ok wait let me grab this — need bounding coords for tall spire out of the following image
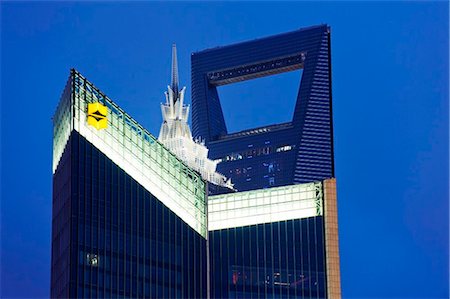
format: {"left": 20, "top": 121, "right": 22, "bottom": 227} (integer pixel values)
{"left": 171, "top": 44, "right": 179, "bottom": 94}
{"left": 159, "top": 44, "right": 233, "bottom": 190}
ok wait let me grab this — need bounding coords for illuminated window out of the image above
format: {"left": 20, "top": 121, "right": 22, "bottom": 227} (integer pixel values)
{"left": 276, "top": 145, "right": 293, "bottom": 152}
{"left": 87, "top": 253, "right": 99, "bottom": 267}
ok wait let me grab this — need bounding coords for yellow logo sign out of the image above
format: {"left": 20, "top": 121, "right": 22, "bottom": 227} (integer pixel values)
{"left": 87, "top": 102, "right": 108, "bottom": 130}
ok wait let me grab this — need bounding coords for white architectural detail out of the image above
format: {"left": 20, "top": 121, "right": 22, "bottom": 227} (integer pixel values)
{"left": 158, "top": 45, "right": 233, "bottom": 190}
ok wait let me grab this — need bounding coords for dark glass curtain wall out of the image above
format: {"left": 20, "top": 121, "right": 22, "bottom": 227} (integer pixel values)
{"left": 51, "top": 131, "right": 207, "bottom": 298}
{"left": 209, "top": 217, "right": 327, "bottom": 299}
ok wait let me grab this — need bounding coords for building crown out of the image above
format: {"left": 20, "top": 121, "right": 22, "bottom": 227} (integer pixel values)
{"left": 158, "top": 44, "right": 233, "bottom": 190}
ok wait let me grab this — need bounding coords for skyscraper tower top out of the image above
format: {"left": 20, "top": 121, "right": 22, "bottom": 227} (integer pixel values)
{"left": 171, "top": 43, "right": 179, "bottom": 98}
{"left": 158, "top": 45, "right": 233, "bottom": 189}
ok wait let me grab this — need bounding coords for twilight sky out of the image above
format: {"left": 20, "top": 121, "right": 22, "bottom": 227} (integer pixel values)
{"left": 1, "top": 2, "right": 448, "bottom": 298}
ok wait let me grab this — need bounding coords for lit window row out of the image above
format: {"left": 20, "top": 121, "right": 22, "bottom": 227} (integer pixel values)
{"left": 219, "top": 145, "right": 295, "bottom": 163}
{"left": 207, "top": 53, "right": 305, "bottom": 83}
{"left": 208, "top": 182, "right": 323, "bottom": 230}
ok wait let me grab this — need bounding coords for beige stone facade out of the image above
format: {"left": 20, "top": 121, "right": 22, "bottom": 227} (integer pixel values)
{"left": 323, "top": 178, "right": 342, "bottom": 299}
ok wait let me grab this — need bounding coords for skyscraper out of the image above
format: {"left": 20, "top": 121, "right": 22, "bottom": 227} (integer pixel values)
{"left": 192, "top": 24, "right": 341, "bottom": 298}
{"left": 51, "top": 70, "right": 208, "bottom": 298}
{"left": 191, "top": 24, "right": 334, "bottom": 192}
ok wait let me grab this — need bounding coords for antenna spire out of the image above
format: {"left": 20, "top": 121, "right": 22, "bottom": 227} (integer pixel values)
{"left": 171, "top": 44, "right": 179, "bottom": 93}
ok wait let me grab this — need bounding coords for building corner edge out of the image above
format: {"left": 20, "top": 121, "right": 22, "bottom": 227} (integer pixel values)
{"left": 323, "top": 178, "right": 341, "bottom": 298}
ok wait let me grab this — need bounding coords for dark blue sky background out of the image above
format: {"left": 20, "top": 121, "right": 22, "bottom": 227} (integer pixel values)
{"left": 1, "top": 2, "right": 448, "bottom": 298}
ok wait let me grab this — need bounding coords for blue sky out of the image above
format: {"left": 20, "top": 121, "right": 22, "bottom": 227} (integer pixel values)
{"left": 1, "top": 2, "right": 448, "bottom": 298}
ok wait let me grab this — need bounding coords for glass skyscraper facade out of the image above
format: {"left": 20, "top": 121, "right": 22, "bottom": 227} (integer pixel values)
{"left": 207, "top": 180, "right": 340, "bottom": 299}
{"left": 51, "top": 70, "right": 208, "bottom": 298}
{"left": 191, "top": 24, "right": 341, "bottom": 298}
{"left": 51, "top": 24, "right": 340, "bottom": 299}
{"left": 191, "top": 24, "right": 334, "bottom": 192}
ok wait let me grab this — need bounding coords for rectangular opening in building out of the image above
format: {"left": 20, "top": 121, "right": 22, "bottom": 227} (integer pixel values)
{"left": 217, "top": 69, "right": 302, "bottom": 134}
